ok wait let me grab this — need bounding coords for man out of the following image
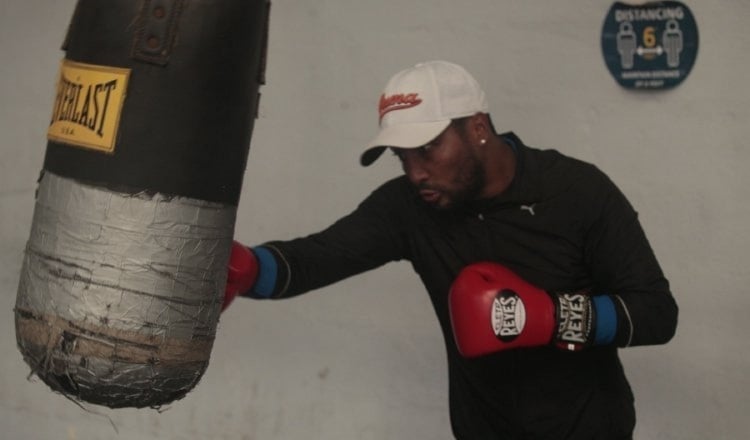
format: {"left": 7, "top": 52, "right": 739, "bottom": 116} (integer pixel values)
{"left": 223, "top": 60, "right": 678, "bottom": 439}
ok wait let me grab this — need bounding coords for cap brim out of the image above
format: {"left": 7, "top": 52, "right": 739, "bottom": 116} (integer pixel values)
{"left": 360, "top": 119, "right": 451, "bottom": 166}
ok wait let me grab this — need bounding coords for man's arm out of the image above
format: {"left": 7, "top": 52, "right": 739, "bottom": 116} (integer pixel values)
{"left": 583, "top": 170, "right": 678, "bottom": 347}
{"left": 229, "top": 178, "right": 411, "bottom": 303}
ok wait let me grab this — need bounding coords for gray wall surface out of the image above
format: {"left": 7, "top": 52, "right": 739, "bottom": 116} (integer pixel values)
{"left": 2, "top": 1, "right": 748, "bottom": 439}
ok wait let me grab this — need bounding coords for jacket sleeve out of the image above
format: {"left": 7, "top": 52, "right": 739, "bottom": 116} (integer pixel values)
{"left": 259, "top": 178, "right": 411, "bottom": 299}
{"left": 583, "top": 169, "right": 678, "bottom": 347}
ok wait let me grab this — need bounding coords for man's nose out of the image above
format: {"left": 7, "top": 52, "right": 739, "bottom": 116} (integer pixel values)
{"left": 401, "top": 152, "right": 429, "bottom": 185}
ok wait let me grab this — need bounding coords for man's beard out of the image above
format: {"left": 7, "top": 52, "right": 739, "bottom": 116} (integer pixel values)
{"left": 430, "top": 153, "right": 486, "bottom": 210}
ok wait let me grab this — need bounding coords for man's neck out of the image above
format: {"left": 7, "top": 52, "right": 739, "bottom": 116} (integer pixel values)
{"left": 480, "top": 136, "right": 517, "bottom": 198}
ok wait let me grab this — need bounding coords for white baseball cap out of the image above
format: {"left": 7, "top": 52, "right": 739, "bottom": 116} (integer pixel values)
{"left": 360, "top": 60, "right": 489, "bottom": 166}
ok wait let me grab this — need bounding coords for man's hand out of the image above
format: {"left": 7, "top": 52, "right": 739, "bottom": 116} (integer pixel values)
{"left": 449, "top": 262, "right": 602, "bottom": 357}
{"left": 223, "top": 241, "right": 259, "bottom": 311}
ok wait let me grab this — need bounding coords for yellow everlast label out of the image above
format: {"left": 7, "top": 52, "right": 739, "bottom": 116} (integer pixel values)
{"left": 48, "top": 60, "right": 130, "bottom": 154}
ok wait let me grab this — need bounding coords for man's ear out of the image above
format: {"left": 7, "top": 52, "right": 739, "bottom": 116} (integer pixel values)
{"left": 467, "top": 113, "right": 490, "bottom": 145}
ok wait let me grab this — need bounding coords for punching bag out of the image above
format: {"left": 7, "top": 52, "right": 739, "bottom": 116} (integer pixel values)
{"left": 15, "top": 0, "right": 270, "bottom": 408}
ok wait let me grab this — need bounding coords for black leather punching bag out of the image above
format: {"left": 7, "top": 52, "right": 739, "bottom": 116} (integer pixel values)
{"left": 15, "top": 0, "right": 270, "bottom": 408}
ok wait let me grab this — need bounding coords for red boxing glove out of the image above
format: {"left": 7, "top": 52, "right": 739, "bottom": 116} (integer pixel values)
{"left": 222, "top": 241, "right": 259, "bottom": 311}
{"left": 449, "top": 262, "right": 596, "bottom": 357}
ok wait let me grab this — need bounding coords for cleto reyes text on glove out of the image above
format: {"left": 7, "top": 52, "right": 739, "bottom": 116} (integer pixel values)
{"left": 448, "top": 262, "right": 615, "bottom": 357}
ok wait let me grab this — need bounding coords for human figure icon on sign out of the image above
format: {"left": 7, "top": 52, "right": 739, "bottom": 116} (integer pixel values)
{"left": 616, "top": 21, "right": 637, "bottom": 69}
{"left": 663, "top": 19, "right": 683, "bottom": 67}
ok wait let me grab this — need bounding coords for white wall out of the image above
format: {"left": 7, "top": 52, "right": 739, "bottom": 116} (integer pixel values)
{"left": 2, "top": 1, "right": 749, "bottom": 438}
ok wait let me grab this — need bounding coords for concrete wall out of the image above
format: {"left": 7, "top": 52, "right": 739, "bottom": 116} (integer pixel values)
{"left": 2, "top": 1, "right": 748, "bottom": 438}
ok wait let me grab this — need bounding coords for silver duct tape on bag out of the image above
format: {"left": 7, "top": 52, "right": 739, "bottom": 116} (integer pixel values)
{"left": 15, "top": 171, "right": 235, "bottom": 408}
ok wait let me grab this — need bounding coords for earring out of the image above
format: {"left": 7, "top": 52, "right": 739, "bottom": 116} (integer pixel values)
{"left": 479, "top": 139, "right": 487, "bottom": 145}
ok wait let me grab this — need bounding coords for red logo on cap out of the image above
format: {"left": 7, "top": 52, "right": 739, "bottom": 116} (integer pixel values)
{"left": 378, "top": 93, "right": 422, "bottom": 122}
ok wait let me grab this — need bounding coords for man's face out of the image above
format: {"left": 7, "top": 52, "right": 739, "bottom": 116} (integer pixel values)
{"left": 393, "top": 121, "right": 485, "bottom": 210}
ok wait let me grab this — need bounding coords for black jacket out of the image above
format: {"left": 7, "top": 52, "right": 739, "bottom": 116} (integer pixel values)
{"left": 258, "top": 132, "right": 678, "bottom": 439}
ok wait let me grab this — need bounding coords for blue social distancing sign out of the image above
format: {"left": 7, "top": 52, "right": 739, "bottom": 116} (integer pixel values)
{"left": 601, "top": 1, "right": 699, "bottom": 90}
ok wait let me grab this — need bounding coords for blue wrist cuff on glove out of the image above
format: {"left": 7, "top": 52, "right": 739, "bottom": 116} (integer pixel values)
{"left": 593, "top": 295, "right": 617, "bottom": 345}
{"left": 251, "top": 246, "right": 277, "bottom": 298}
